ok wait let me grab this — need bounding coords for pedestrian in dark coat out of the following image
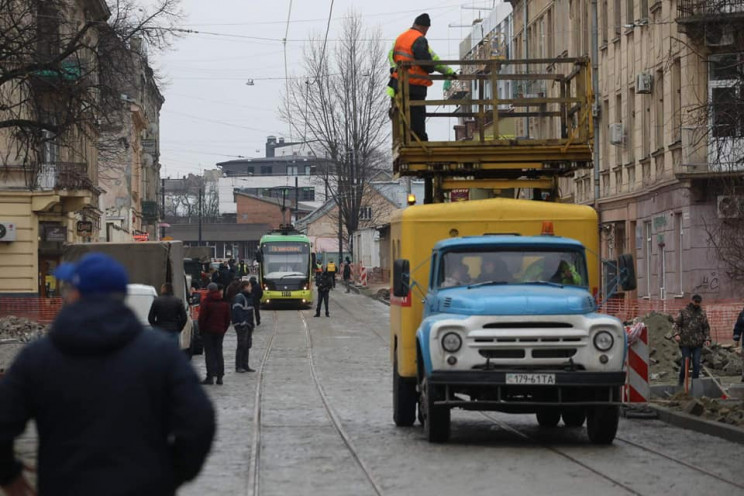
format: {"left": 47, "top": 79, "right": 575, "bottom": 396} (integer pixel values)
{"left": 148, "top": 282, "right": 188, "bottom": 346}
{"left": 231, "top": 281, "right": 255, "bottom": 372}
{"left": 314, "top": 268, "right": 333, "bottom": 317}
{"left": 673, "top": 294, "right": 711, "bottom": 385}
{"left": 198, "top": 282, "right": 231, "bottom": 385}
{"left": 249, "top": 276, "right": 263, "bottom": 326}
{"left": 219, "top": 263, "right": 232, "bottom": 287}
{"left": 734, "top": 306, "right": 744, "bottom": 382}
{"left": 343, "top": 257, "right": 352, "bottom": 293}
{"left": 0, "top": 253, "right": 215, "bottom": 496}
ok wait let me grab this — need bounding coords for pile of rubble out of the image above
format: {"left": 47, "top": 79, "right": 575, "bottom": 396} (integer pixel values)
{"left": 0, "top": 316, "right": 47, "bottom": 343}
{"left": 642, "top": 312, "right": 742, "bottom": 382}
{"left": 668, "top": 393, "right": 744, "bottom": 427}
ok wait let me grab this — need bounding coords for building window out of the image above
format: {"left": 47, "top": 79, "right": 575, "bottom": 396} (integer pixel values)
{"left": 601, "top": 172, "right": 610, "bottom": 196}
{"left": 601, "top": 0, "right": 608, "bottom": 44}
{"left": 640, "top": 0, "right": 648, "bottom": 19}
{"left": 41, "top": 129, "right": 58, "bottom": 164}
{"left": 655, "top": 70, "right": 664, "bottom": 150}
{"left": 614, "top": 0, "right": 622, "bottom": 37}
{"left": 359, "top": 206, "right": 372, "bottom": 221}
{"left": 626, "top": 0, "right": 634, "bottom": 26}
{"left": 602, "top": 99, "right": 610, "bottom": 170}
{"left": 246, "top": 167, "right": 254, "bottom": 175}
{"left": 642, "top": 94, "right": 651, "bottom": 157}
{"left": 644, "top": 221, "right": 653, "bottom": 297}
{"left": 627, "top": 164, "right": 636, "bottom": 189}
{"left": 614, "top": 169, "right": 622, "bottom": 193}
{"left": 627, "top": 89, "right": 635, "bottom": 162}
{"left": 672, "top": 59, "right": 682, "bottom": 142}
{"left": 287, "top": 166, "right": 298, "bottom": 176}
{"left": 260, "top": 166, "right": 271, "bottom": 175}
{"left": 675, "top": 212, "right": 683, "bottom": 293}
{"left": 305, "top": 166, "right": 312, "bottom": 175}
{"left": 300, "top": 188, "right": 315, "bottom": 201}
{"left": 615, "top": 94, "right": 623, "bottom": 166}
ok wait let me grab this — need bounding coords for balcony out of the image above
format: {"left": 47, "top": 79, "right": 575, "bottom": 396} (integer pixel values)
{"left": 677, "top": 0, "right": 744, "bottom": 33}
{"left": 36, "top": 162, "right": 94, "bottom": 191}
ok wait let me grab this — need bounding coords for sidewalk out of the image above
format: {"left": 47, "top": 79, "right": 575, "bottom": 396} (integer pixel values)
{"left": 347, "top": 281, "right": 390, "bottom": 305}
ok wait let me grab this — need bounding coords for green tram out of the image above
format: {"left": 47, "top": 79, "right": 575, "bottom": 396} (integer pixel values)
{"left": 256, "top": 226, "right": 314, "bottom": 307}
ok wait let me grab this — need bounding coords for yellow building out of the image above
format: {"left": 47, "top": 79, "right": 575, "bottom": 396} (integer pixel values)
{"left": 0, "top": 0, "right": 110, "bottom": 295}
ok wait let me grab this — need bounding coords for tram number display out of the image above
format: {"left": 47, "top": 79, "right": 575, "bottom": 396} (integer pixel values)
{"left": 282, "top": 291, "right": 292, "bottom": 297}
{"left": 265, "top": 244, "right": 306, "bottom": 253}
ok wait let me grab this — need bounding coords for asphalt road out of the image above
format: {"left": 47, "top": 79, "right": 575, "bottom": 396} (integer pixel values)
{"left": 180, "top": 290, "right": 744, "bottom": 496}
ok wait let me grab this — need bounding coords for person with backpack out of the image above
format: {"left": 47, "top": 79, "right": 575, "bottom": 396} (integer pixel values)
{"left": 249, "top": 276, "right": 263, "bottom": 326}
{"left": 327, "top": 259, "right": 337, "bottom": 289}
{"left": 230, "top": 280, "right": 255, "bottom": 373}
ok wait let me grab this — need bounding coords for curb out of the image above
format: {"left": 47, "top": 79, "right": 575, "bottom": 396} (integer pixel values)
{"left": 648, "top": 403, "right": 744, "bottom": 445}
{"left": 347, "top": 284, "right": 390, "bottom": 306}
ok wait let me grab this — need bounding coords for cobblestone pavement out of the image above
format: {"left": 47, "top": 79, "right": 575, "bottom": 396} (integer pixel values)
{"left": 10, "top": 290, "right": 744, "bottom": 495}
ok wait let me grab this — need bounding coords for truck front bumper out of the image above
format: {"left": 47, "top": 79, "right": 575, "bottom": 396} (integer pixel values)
{"left": 428, "top": 370, "right": 625, "bottom": 409}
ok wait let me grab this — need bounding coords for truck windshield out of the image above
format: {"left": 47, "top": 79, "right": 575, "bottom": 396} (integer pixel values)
{"left": 261, "top": 242, "right": 310, "bottom": 279}
{"left": 438, "top": 249, "right": 588, "bottom": 289}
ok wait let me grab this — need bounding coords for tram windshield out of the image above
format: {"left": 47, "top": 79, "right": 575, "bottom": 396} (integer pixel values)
{"left": 261, "top": 242, "right": 310, "bottom": 279}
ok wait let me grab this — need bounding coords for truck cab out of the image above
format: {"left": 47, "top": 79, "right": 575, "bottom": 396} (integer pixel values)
{"left": 389, "top": 198, "right": 634, "bottom": 444}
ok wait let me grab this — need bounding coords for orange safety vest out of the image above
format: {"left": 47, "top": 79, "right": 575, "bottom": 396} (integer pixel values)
{"left": 391, "top": 29, "right": 432, "bottom": 87}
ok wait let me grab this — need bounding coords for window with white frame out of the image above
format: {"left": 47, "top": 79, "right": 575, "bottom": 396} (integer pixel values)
{"left": 710, "top": 54, "right": 744, "bottom": 139}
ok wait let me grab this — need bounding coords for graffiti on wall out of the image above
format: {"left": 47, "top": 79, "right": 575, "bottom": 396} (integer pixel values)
{"left": 693, "top": 271, "right": 720, "bottom": 292}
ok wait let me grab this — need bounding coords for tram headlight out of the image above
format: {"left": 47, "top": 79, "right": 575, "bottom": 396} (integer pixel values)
{"left": 441, "top": 332, "right": 462, "bottom": 353}
{"left": 593, "top": 330, "right": 614, "bottom": 352}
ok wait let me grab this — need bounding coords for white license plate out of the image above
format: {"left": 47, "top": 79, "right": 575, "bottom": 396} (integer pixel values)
{"left": 506, "top": 373, "right": 556, "bottom": 385}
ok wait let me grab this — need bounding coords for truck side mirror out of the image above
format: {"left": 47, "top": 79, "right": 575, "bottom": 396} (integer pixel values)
{"left": 393, "top": 259, "right": 410, "bottom": 297}
{"left": 618, "top": 254, "right": 637, "bottom": 291}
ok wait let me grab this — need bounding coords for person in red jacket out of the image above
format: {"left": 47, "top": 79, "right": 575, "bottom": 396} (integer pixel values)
{"left": 198, "top": 283, "right": 231, "bottom": 385}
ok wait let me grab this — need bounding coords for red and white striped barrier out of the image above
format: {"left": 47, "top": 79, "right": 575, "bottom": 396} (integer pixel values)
{"left": 360, "top": 265, "right": 368, "bottom": 288}
{"left": 623, "top": 322, "right": 650, "bottom": 403}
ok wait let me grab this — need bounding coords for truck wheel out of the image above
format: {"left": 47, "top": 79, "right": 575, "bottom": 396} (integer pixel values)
{"left": 586, "top": 406, "right": 619, "bottom": 444}
{"left": 536, "top": 409, "right": 561, "bottom": 427}
{"left": 421, "top": 378, "right": 450, "bottom": 443}
{"left": 393, "top": 356, "right": 417, "bottom": 427}
{"left": 562, "top": 408, "right": 586, "bottom": 427}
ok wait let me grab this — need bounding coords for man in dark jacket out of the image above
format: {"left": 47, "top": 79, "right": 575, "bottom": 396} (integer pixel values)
{"left": 148, "top": 282, "right": 188, "bottom": 346}
{"left": 231, "top": 281, "right": 255, "bottom": 373}
{"left": 0, "top": 253, "right": 215, "bottom": 496}
{"left": 734, "top": 307, "right": 744, "bottom": 382}
{"left": 673, "top": 294, "right": 711, "bottom": 385}
{"left": 249, "top": 276, "right": 263, "bottom": 326}
{"left": 198, "top": 282, "right": 231, "bottom": 385}
{"left": 314, "top": 267, "right": 333, "bottom": 318}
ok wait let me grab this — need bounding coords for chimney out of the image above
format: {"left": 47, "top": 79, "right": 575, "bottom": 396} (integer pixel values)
{"left": 266, "top": 135, "right": 277, "bottom": 157}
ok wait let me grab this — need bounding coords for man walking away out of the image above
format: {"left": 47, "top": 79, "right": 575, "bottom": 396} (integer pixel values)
{"left": 733, "top": 305, "right": 744, "bottom": 382}
{"left": 387, "top": 13, "right": 455, "bottom": 141}
{"left": 0, "top": 253, "right": 215, "bottom": 496}
{"left": 249, "top": 276, "right": 263, "bottom": 326}
{"left": 673, "top": 294, "right": 711, "bottom": 386}
{"left": 343, "top": 257, "right": 352, "bottom": 293}
{"left": 148, "top": 282, "right": 188, "bottom": 347}
{"left": 314, "top": 267, "right": 333, "bottom": 318}
{"left": 231, "top": 280, "right": 256, "bottom": 373}
{"left": 198, "top": 282, "right": 231, "bottom": 385}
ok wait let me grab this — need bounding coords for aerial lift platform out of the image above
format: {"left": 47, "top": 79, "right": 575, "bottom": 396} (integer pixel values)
{"left": 391, "top": 57, "right": 594, "bottom": 202}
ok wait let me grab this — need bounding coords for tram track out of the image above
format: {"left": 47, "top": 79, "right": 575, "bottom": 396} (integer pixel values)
{"left": 480, "top": 411, "right": 744, "bottom": 495}
{"left": 299, "top": 310, "right": 385, "bottom": 496}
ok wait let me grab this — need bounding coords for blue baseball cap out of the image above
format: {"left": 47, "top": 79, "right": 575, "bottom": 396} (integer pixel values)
{"left": 54, "top": 253, "right": 128, "bottom": 295}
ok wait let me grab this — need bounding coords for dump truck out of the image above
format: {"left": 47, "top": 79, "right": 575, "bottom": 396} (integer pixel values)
{"left": 62, "top": 241, "right": 197, "bottom": 356}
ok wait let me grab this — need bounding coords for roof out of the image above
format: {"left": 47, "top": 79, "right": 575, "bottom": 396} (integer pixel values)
{"left": 167, "top": 223, "right": 272, "bottom": 242}
{"left": 217, "top": 155, "right": 328, "bottom": 166}
{"left": 434, "top": 235, "right": 585, "bottom": 251}
{"left": 295, "top": 198, "right": 336, "bottom": 229}
{"left": 260, "top": 232, "right": 311, "bottom": 243}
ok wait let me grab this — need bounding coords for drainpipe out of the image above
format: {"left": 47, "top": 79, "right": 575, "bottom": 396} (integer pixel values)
{"left": 591, "top": 0, "right": 600, "bottom": 208}
{"left": 523, "top": 0, "right": 529, "bottom": 139}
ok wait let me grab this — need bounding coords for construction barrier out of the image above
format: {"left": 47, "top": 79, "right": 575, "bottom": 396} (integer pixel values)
{"left": 360, "top": 266, "right": 368, "bottom": 288}
{"left": 601, "top": 298, "right": 741, "bottom": 343}
{"left": 623, "top": 322, "right": 650, "bottom": 403}
{"left": 0, "top": 297, "right": 63, "bottom": 324}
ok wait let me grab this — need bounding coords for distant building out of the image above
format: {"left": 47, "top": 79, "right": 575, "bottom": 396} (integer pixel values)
{"left": 235, "top": 191, "right": 315, "bottom": 228}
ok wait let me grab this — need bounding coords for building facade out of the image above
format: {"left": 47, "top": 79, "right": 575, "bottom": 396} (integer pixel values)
{"left": 506, "top": 0, "right": 744, "bottom": 300}
{"left": 0, "top": 0, "right": 111, "bottom": 295}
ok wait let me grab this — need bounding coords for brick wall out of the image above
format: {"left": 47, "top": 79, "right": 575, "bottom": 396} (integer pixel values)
{"left": 236, "top": 195, "right": 284, "bottom": 228}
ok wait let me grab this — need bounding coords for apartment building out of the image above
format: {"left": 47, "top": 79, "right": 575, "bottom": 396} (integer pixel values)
{"left": 0, "top": 0, "right": 111, "bottom": 295}
{"left": 507, "top": 0, "right": 744, "bottom": 300}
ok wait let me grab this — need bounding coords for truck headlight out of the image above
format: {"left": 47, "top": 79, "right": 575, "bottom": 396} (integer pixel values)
{"left": 593, "top": 331, "right": 614, "bottom": 351}
{"left": 442, "top": 332, "right": 462, "bottom": 352}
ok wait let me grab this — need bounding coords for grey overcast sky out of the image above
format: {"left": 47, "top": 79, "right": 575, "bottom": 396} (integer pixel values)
{"left": 152, "top": 0, "right": 497, "bottom": 178}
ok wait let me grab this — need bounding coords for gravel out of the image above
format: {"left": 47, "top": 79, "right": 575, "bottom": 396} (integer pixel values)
{"left": 0, "top": 316, "right": 47, "bottom": 372}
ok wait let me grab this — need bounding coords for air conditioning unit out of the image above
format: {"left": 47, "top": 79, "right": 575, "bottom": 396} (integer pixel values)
{"left": 706, "top": 25, "right": 735, "bottom": 47}
{"left": 0, "top": 221, "right": 17, "bottom": 242}
{"left": 636, "top": 73, "right": 653, "bottom": 94}
{"left": 717, "top": 195, "right": 744, "bottom": 218}
{"left": 609, "top": 123, "right": 625, "bottom": 146}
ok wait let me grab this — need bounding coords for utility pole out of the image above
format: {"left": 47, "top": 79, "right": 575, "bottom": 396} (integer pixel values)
{"left": 198, "top": 184, "right": 203, "bottom": 246}
{"left": 294, "top": 176, "right": 299, "bottom": 224}
{"left": 337, "top": 197, "right": 343, "bottom": 265}
{"left": 160, "top": 177, "right": 166, "bottom": 240}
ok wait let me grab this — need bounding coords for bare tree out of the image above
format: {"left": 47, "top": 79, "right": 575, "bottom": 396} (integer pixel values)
{"left": 164, "top": 175, "right": 220, "bottom": 223}
{"left": 0, "top": 0, "right": 181, "bottom": 186}
{"left": 281, "top": 11, "right": 390, "bottom": 249}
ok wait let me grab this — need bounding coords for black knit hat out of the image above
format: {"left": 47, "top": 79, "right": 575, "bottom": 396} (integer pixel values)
{"left": 414, "top": 13, "right": 431, "bottom": 27}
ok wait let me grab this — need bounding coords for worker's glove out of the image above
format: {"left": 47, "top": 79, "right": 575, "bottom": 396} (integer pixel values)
{"left": 443, "top": 80, "right": 452, "bottom": 92}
